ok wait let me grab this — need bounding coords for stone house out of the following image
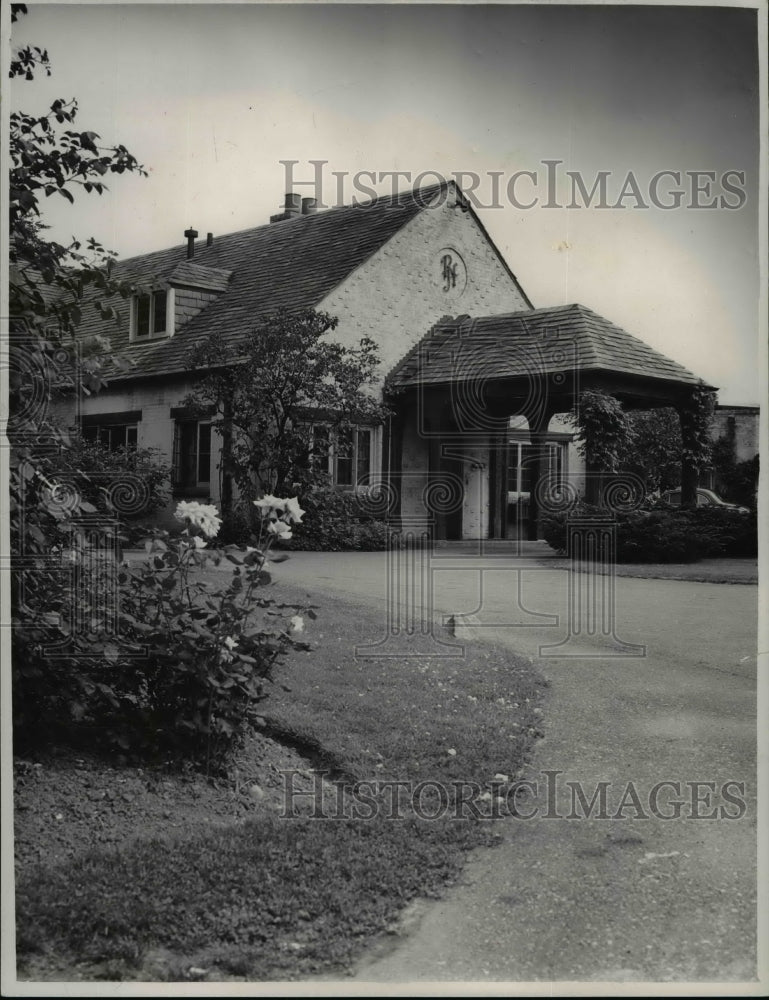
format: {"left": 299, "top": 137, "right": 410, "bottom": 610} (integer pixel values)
{"left": 66, "top": 181, "right": 712, "bottom": 540}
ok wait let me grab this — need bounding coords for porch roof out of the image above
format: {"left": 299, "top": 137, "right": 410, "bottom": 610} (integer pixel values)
{"left": 387, "top": 304, "right": 713, "bottom": 394}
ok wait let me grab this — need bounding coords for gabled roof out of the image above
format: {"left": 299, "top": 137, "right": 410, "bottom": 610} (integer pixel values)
{"left": 387, "top": 304, "right": 711, "bottom": 390}
{"left": 73, "top": 183, "right": 452, "bottom": 381}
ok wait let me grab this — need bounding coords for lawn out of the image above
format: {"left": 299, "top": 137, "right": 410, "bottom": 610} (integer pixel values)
{"left": 14, "top": 584, "right": 548, "bottom": 982}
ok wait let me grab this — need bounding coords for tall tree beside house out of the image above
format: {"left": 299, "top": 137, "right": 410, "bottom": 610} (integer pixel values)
{"left": 8, "top": 5, "right": 147, "bottom": 740}
{"left": 9, "top": 6, "right": 144, "bottom": 342}
{"left": 185, "top": 308, "right": 388, "bottom": 523}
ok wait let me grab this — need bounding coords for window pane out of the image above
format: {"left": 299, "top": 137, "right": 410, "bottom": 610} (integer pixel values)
{"left": 82, "top": 425, "right": 97, "bottom": 443}
{"left": 99, "top": 427, "right": 111, "bottom": 448}
{"left": 520, "top": 445, "right": 536, "bottom": 494}
{"left": 547, "top": 443, "right": 563, "bottom": 484}
{"left": 355, "top": 428, "right": 371, "bottom": 486}
{"left": 197, "top": 423, "right": 211, "bottom": 484}
{"left": 136, "top": 295, "right": 150, "bottom": 337}
{"left": 112, "top": 425, "right": 128, "bottom": 450}
{"left": 507, "top": 441, "right": 520, "bottom": 494}
{"left": 126, "top": 426, "right": 138, "bottom": 449}
{"left": 312, "top": 424, "right": 331, "bottom": 473}
{"left": 335, "top": 427, "right": 353, "bottom": 486}
{"left": 153, "top": 290, "right": 167, "bottom": 334}
{"left": 179, "top": 422, "right": 197, "bottom": 486}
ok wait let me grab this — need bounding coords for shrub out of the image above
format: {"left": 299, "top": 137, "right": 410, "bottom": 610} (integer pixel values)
{"left": 613, "top": 509, "right": 705, "bottom": 563}
{"left": 207, "top": 488, "right": 399, "bottom": 552}
{"left": 13, "top": 497, "right": 312, "bottom": 770}
{"left": 288, "top": 487, "right": 361, "bottom": 550}
{"left": 541, "top": 503, "right": 757, "bottom": 564}
{"left": 49, "top": 437, "right": 170, "bottom": 547}
{"left": 350, "top": 519, "right": 398, "bottom": 551}
{"left": 57, "top": 438, "right": 170, "bottom": 516}
{"left": 686, "top": 507, "right": 758, "bottom": 557}
{"left": 287, "top": 486, "right": 399, "bottom": 551}
{"left": 215, "top": 499, "right": 258, "bottom": 545}
{"left": 712, "top": 444, "right": 759, "bottom": 510}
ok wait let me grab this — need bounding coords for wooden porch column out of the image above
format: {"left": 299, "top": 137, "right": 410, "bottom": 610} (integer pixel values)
{"left": 526, "top": 409, "right": 554, "bottom": 541}
{"left": 489, "top": 418, "right": 509, "bottom": 539}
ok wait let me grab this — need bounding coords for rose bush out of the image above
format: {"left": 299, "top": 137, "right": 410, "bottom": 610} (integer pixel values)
{"left": 14, "top": 494, "right": 314, "bottom": 771}
{"left": 113, "top": 496, "right": 313, "bottom": 769}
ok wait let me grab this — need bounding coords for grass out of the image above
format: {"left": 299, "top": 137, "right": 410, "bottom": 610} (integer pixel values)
{"left": 265, "top": 587, "right": 548, "bottom": 792}
{"left": 17, "top": 814, "right": 491, "bottom": 980}
{"left": 539, "top": 555, "right": 758, "bottom": 585}
{"left": 15, "top": 587, "right": 548, "bottom": 982}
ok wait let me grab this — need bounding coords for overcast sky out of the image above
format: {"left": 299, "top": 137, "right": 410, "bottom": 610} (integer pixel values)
{"left": 10, "top": 1, "right": 762, "bottom": 404}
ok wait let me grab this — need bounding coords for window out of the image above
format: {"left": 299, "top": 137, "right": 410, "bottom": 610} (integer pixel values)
{"left": 132, "top": 289, "right": 168, "bottom": 339}
{"left": 81, "top": 412, "right": 141, "bottom": 452}
{"left": 546, "top": 442, "right": 564, "bottom": 484}
{"left": 309, "top": 424, "right": 373, "bottom": 488}
{"left": 173, "top": 420, "right": 212, "bottom": 493}
{"left": 508, "top": 439, "right": 566, "bottom": 495}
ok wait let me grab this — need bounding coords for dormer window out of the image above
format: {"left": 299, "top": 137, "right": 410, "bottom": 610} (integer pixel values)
{"left": 131, "top": 288, "right": 172, "bottom": 341}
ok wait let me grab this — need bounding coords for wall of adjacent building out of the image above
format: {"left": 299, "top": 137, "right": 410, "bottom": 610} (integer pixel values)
{"left": 711, "top": 406, "right": 760, "bottom": 463}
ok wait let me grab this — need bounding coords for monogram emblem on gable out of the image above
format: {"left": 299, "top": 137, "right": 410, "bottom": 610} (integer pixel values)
{"left": 437, "top": 248, "right": 467, "bottom": 298}
{"left": 441, "top": 253, "right": 458, "bottom": 292}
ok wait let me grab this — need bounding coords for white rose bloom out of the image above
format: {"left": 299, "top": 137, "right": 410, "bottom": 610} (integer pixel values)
{"left": 267, "top": 520, "right": 292, "bottom": 539}
{"left": 253, "top": 494, "right": 286, "bottom": 516}
{"left": 174, "top": 501, "right": 221, "bottom": 539}
{"left": 223, "top": 635, "right": 238, "bottom": 650}
{"left": 283, "top": 497, "right": 305, "bottom": 524}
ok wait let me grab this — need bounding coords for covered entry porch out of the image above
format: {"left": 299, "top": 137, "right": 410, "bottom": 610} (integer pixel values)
{"left": 384, "top": 304, "right": 715, "bottom": 540}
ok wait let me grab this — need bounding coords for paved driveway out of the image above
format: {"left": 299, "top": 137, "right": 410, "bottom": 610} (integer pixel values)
{"left": 275, "top": 550, "right": 759, "bottom": 984}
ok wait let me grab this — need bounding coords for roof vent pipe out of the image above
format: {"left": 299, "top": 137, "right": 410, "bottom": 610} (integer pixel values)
{"left": 302, "top": 197, "right": 317, "bottom": 215}
{"left": 184, "top": 227, "right": 199, "bottom": 259}
{"left": 206, "top": 232, "right": 213, "bottom": 247}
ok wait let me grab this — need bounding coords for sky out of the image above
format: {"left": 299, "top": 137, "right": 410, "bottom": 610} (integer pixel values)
{"left": 9, "top": 1, "right": 763, "bottom": 404}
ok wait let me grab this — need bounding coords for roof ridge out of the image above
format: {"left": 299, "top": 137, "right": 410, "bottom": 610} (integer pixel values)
{"left": 111, "top": 181, "right": 449, "bottom": 267}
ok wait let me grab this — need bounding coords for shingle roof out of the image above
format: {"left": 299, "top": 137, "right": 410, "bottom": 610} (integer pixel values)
{"left": 73, "top": 184, "right": 448, "bottom": 381}
{"left": 168, "top": 261, "right": 232, "bottom": 292}
{"left": 387, "top": 304, "right": 710, "bottom": 390}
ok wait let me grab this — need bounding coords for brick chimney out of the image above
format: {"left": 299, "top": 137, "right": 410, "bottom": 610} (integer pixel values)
{"left": 302, "top": 197, "right": 317, "bottom": 215}
{"left": 270, "top": 192, "right": 303, "bottom": 224}
{"left": 285, "top": 193, "right": 302, "bottom": 217}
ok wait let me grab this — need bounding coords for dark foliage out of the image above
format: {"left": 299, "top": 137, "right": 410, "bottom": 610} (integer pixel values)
{"left": 542, "top": 502, "right": 757, "bottom": 563}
